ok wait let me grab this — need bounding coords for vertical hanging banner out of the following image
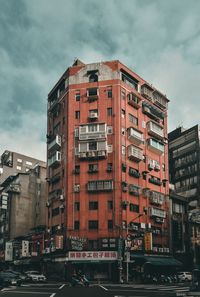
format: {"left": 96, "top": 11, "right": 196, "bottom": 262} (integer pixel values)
{"left": 22, "top": 240, "right": 29, "bottom": 257}
{"left": 5, "top": 242, "right": 13, "bottom": 261}
{"left": 144, "top": 232, "right": 152, "bottom": 251}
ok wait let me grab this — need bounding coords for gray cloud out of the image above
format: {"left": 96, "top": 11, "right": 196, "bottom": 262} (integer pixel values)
{"left": 0, "top": 0, "right": 200, "bottom": 160}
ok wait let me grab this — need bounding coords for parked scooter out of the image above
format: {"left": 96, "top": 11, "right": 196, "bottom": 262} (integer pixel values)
{"left": 70, "top": 274, "right": 90, "bottom": 287}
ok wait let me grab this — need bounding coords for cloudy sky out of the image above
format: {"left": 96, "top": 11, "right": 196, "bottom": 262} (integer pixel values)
{"left": 1, "top": 0, "right": 200, "bottom": 161}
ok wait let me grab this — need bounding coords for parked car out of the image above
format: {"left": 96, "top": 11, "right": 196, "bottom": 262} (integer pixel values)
{"left": 0, "top": 271, "right": 22, "bottom": 287}
{"left": 177, "top": 271, "right": 192, "bottom": 282}
{"left": 6, "top": 270, "right": 31, "bottom": 282}
{"left": 24, "top": 271, "right": 46, "bottom": 282}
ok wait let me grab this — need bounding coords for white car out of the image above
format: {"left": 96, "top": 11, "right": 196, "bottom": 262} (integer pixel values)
{"left": 25, "top": 271, "right": 46, "bottom": 282}
{"left": 177, "top": 271, "right": 192, "bottom": 282}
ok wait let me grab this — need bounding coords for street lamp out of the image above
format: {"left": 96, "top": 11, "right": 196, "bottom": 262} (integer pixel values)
{"left": 125, "top": 213, "right": 143, "bottom": 283}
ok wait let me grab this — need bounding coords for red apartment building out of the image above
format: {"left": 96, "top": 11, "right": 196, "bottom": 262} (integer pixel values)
{"left": 46, "top": 59, "right": 174, "bottom": 281}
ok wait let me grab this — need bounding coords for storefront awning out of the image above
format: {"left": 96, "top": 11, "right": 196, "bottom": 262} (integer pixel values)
{"left": 131, "top": 254, "right": 183, "bottom": 267}
{"left": 144, "top": 256, "right": 183, "bottom": 267}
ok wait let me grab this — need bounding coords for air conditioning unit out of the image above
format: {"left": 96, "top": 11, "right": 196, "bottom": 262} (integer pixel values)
{"left": 60, "top": 195, "right": 64, "bottom": 201}
{"left": 159, "top": 248, "right": 164, "bottom": 253}
{"left": 46, "top": 201, "right": 50, "bottom": 207}
{"left": 122, "top": 201, "right": 129, "bottom": 206}
{"left": 74, "top": 185, "right": 80, "bottom": 193}
{"left": 88, "top": 151, "right": 95, "bottom": 157}
{"left": 89, "top": 112, "right": 98, "bottom": 118}
{"left": 144, "top": 106, "right": 150, "bottom": 113}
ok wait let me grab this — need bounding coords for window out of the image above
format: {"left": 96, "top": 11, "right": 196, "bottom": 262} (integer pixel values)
{"left": 74, "top": 202, "right": 80, "bottom": 211}
{"left": 121, "top": 109, "right": 125, "bottom": 118}
{"left": 107, "top": 89, "right": 112, "bottom": 98}
{"left": 89, "top": 73, "right": 98, "bottom": 82}
{"left": 16, "top": 166, "right": 21, "bottom": 170}
{"left": 121, "top": 90, "right": 126, "bottom": 100}
{"left": 87, "top": 180, "right": 113, "bottom": 192}
{"left": 129, "top": 203, "right": 139, "bottom": 213}
{"left": 53, "top": 122, "right": 60, "bottom": 134}
{"left": 107, "top": 108, "right": 112, "bottom": 116}
{"left": 88, "top": 220, "right": 98, "bottom": 230}
{"left": 107, "top": 126, "right": 113, "bottom": 134}
{"left": 17, "top": 159, "right": 22, "bottom": 163}
{"left": 122, "top": 145, "right": 126, "bottom": 156}
{"left": 74, "top": 221, "right": 80, "bottom": 230}
{"left": 88, "top": 163, "right": 98, "bottom": 173}
{"left": 89, "top": 201, "right": 98, "bottom": 210}
{"left": 75, "top": 92, "right": 80, "bottom": 101}
{"left": 121, "top": 70, "right": 138, "bottom": 90}
{"left": 88, "top": 124, "right": 98, "bottom": 132}
{"left": 107, "top": 163, "right": 113, "bottom": 172}
{"left": 88, "top": 142, "right": 97, "bottom": 151}
{"left": 87, "top": 88, "right": 98, "bottom": 96}
{"left": 75, "top": 111, "right": 80, "bottom": 119}
{"left": 108, "top": 220, "right": 113, "bottom": 230}
{"left": 74, "top": 165, "right": 80, "bottom": 174}
{"left": 122, "top": 128, "right": 126, "bottom": 136}
{"left": 121, "top": 163, "right": 127, "bottom": 172}
{"left": 128, "top": 113, "right": 138, "bottom": 126}
{"left": 108, "top": 200, "right": 113, "bottom": 210}
{"left": 26, "top": 161, "right": 32, "bottom": 166}
{"left": 52, "top": 207, "right": 59, "bottom": 217}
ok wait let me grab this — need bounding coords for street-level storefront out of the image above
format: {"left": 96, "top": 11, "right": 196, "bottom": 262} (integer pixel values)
{"left": 66, "top": 250, "right": 119, "bottom": 281}
{"left": 130, "top": 254, "right": 183, "bottom": 281}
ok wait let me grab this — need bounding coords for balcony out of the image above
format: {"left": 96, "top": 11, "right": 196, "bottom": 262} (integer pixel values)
{"left": 142, "top": 101, "right": 165, "bottom": 121}
{"left": 148, "top": 139, "right": 164, "bottom": 155}
{"left": 149, "top": 207, "right": 166, "bottom": 218}
{"left": 127, "top": 93, "right": 141, "bottom": 109}
{"left": 149, "top": 191, "right": 164, "bottom": 205}
{"left": 141, "top": 83, "right": 154, "bottom": 101}
{"left": 149, "top": 177, "right": 162, "bottom": 186}
{"left": 128, "top": 145, "right": 143, "bottom": 162}
{"left": 129, "top": 168, "right": 140, "bottom": 178}
{"left": 79, "top": 123, "right": 107, "bottom": 140}
{"left": 153, "top": 91, "right": 168, "bottom": 110}
{"left": 87, "top": 88, "right": 99, "bottom": 102}
{"left": 128, "top": 127, "right": 143, "bottom": 145}
{"left": 147, "top": 121, "right": 164, "bottom": 140}
{"left": 48, "top": 151, "right": 61, "bottom": 167}
{"left": 129, "top": 184, "right": 141, "bottom": 196}
{"left": 48, "top": 135, "right": 61, "bottom": 151}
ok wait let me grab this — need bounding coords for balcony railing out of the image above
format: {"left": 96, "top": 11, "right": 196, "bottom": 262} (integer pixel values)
{"left": 48, "top": 151, "right": 61, "bottom": 167}
{"left": 149, "top": 207, "right": 166, "bottom": 218}
{"left": 128, "top": 145, "right": 143, "bottom": 162}
{"left": 147, "top": 121, "right": 164, "bottom": 139}
{"left": 127, "top": 93, "right": 141, "bottom": 109}
{"left": 48, "top": 135, "right": 61, "bottom": 151}
{"left": 149, "top": 177, "right": 162, "bottom": 186}
{"left": 129, "top": 168, "right": 140, "bottom": 178}
{"left": 79, "top": 150, "right": 107, "bottom": 160}
{"left": 142, "top": 101, "right": 165, "bottom": 121}
{"left": 148, "top": 139, "right": 164, "bottom": 155}
{"left": 141, "top": 84, "right": 154, "bottom": 101}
